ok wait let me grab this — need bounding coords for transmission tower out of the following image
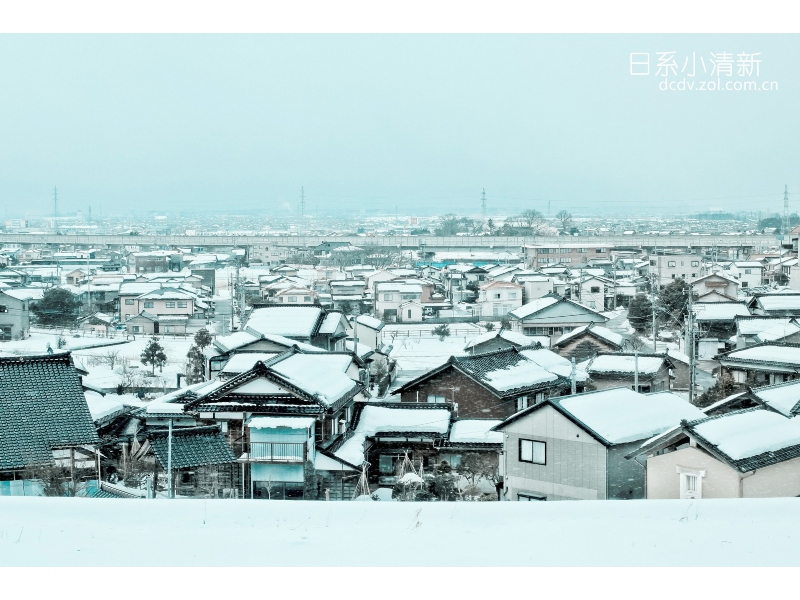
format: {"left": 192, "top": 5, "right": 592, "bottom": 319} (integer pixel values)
{"left": 481, "top": 188, "right": 487, "bottom": 220}
{"left": 53, "top": 186, "right": 59, "bottom": 218}
{"left": 300, "top": 186, "right": 305, "bottom": 218}
{"left": 783, "top": 184, "right": 789, "bottom": 235}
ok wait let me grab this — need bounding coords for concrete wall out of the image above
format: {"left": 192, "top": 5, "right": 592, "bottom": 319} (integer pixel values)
{"left": 501, "top": 404, "right": 607, "bottom": 501}
{"left": 742, "top": 455, "right": 800, "bottom": 498}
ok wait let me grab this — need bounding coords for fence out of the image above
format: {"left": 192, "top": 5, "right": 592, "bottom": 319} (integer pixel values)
{"left": 245, "top": 442, "right": 306, "bottom": 463}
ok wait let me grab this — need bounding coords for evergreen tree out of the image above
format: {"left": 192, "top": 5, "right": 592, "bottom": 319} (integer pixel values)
{"left": 659, "top": 279, "right": 692, "bottom": 325}
{"left": 627, "top": 294, "right": 653, "bottom": 333}
{"left": 193, "top": 327, "right": 213, "bottom": 350}
{"left": 31, "top": 287, "right": 82, "bottom": 327}
{"left": 140, "top": 336, "right": 167, "bottom": 375}
{"left": 185, "top": 344, "right": 205, "bottom": 384}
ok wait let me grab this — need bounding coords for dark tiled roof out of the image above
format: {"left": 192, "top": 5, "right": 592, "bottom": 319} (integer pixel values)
{"left": 148, "top": 425, "right": 236, "bottom": 469}
{"left": 0, "top": 353, "right": 99, "bottom": 471}
{"left": 452, "top": 348, "right": 570, "bottom": 397}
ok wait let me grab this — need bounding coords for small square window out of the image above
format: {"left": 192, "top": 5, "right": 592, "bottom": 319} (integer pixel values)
{"left": 177, "top": 301, "right": 188, "bottom": 308}
{"left": 143, "top": 301, "right": 154, "bottom": 308}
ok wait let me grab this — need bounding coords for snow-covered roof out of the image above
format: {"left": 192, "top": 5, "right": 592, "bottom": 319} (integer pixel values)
{"left": 270, "top": 354, "right": 357, "bottom": 404}
{"left": 3, "top": 288, "right": 44, "bottom": 301}
{"left": 736, "top": 317, "right": 792, "bottom": 336}
{"left": 557, "top": 388, "right": 705, "bottom": 444}
{"left": 721, "top": 345, "right": 800, "bottom": 366}
{"left": 318, "top": 312, "right": 344, "bottom": 335}
{"left": 750, "top": 380, "right": 800, "bottom": 416}
{"left": 693, "top": 409, "right": 800, "bottom": 460}
{"left": 246, "top": 306, "right": 323, "bottom": 338}
{"left": 356, "top": 315, "right": 384, "bottom": 330}
{"left": 84, "top": 391, "right": 125, "bottom": 422}
{"left": 508, "top": 296, "right": 560, "bottom": 319}
{"left": 213, "top": 332, "right": 260, "bottom": 353}
{"left": 220, "top": 353, "right": 279, "bottom": 374}
{"left": 464, "top": 329, "right": 539, "bottom": 350}
{"left": 554, "top": 323, "right": 624, "bottom": 347}
{"left": 692, "top": 303, "right": 750, "bottom": 322}
{"left": 483, "top": 361, "right": 557, "bottom": 392}
{"left": 520, "top": 348, "right": 590, "bottom": 381}
{"left": 355, "top": 405, "right": 451, "bottom": 436}
{"left": 585, "top": 354, "right": 666, "bottom": 376}
{"left": 754, "top": 320, "right": 800, "bottom": 343}
{"left": 448, "top": 420, "right": 502, "bottom": 444}
{"left": 247, "top": 416, "right": 316, "bottom": 429}
{"left": 755, "top": 295, "right": 800, "bottom": 311}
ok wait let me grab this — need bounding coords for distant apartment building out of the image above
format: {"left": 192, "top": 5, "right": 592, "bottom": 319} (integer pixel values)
{"left": 523, "top": 244, "right": 611, "bottom": 268}
{"left": 649, "top": 253, "right": 701, "bottom": 287}
{"left": 248, "top": 244, "right": 289, "bottom": 266}
{"left": 477, "top": 281, "right": 523, "bottom": 317}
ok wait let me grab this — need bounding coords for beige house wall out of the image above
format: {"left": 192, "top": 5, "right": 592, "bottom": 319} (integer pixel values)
{"left": 742, "top": 455, "right": 800, "bottom": 498}
{"left": 502, "top": 404, "right": 607, "bottom": 501}
{"left": 646, "top": 446, "right": 741, "bottom": 499}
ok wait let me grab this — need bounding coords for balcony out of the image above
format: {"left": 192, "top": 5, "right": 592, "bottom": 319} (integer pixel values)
{"left": 238, "top": 442, "right": 306, "bottom": 463}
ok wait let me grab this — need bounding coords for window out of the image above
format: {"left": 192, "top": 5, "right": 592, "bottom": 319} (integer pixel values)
{"left": 253, "top": 481, "right": 305, "bottom": 500}
{"left": 143, "top": 301, "right": 154, "bottom": 308}
{"left": 691, "top": 261, "right": 699, "bottom": 267}
{"left": 427, "top": 394, "right": 446, "bottom": 403}
{"left": 163, "top": 325, "right": 173, "bottom": 333}
{"left": 0, "top": 305, "right": 6, "bottom": 313}
{"left": 437, "top": 453, "right": 461, "bottom": 468}
{"left": 668, "top": 261, "right": 676, "bottom": 267}
{"left": 508, "top": 292, "right": 517, "bottom": 299}
{"left": 742, "top": 282, "right": 749, "bottom": 288}
{"left": 516, "top": 396, "right": 529, "bottom": 411}
{"left": 132, "top": 326, "right": 141, "bottom": 333}
{"left": 744, "top": 269, "right": 751, "bottom": 274}
{"left": 678, "top": 468, "right": 705, "bottom": 499}
{"left": 518, "top": 493, "right": 546, "bottom": 501}
{"left": 288, "top": 296, "right": 297, "bottom": 302}
{"left": 649, "top": 260, "right": 656, "bottom": 266}
{"left": 125, "top": 299, "right": 134, "bottom": 305}
{"left": 494, "top": 293, "right": 501, "bottom": 299}
{"left": 165, "top": 301, "right": 175, "bottom": 308}
{"left": 383, "top": 293, "right": 394, "bottom": 301}
{"left": 0, "top": 326, "right": 11, "bottom": 341}
{"left": 590, "top": 286, "right": 600, "bottom": 293}
{"left": 304, "top": 296, "right": 311, "bottom": 302}
{"left": 401, "top": 294, "right": 418, "bottom": 300}
{"left": 576, "top": 248, "right": 587, "bottom": 253}
{"left": 177, "top": 301, "right": 188, "bottom": 308}
{"left": 519, "top": 439, "right": 546, "bottom": 464}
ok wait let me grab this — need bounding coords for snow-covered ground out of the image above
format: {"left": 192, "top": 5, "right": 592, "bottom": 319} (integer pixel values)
{"left": 0, "top": 331, "right": 124, "bottom": 356}
{"left": 1, "top": 497, "right": 800, "bottom": 566}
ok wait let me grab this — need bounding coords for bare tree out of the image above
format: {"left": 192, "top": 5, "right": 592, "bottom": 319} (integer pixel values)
{"left": 521, "top": 209, "right": 544, "bottom": 233}
{"left": 100, "top": 349, "right": 121, "bottom": 370}
{"left": 555, "top": 210, "right": 573, "bottom": 232}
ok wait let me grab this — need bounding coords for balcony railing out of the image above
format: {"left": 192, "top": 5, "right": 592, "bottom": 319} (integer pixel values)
{"left": 241, "top": 442, "right": 307, "bottom": 463}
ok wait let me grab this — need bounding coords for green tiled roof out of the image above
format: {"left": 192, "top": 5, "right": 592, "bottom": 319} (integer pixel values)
{"left": 0, "top": 353, "right": 99, "bottom": 471}
{"left": 148, "top": 425, "right": 236, "bottom": 470}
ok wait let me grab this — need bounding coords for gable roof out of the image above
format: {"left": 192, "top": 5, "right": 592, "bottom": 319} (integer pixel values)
{"left": 392, "top": 347, "right": 568, "bottom": 399}
{"left": 750, "top": 379, "right": 800, "bottom": 416}
{"left": 245, "top": 305, "right": 325, "bottom": 338}
{"left": 553, "top": 322, "right": 624, "bottom": 348}
{"left": 692, "top": 302, "right": 750, "bottom": 322}
{"left": 463, "top": 329, "right": 540, "bottom": 351}
{"left": 494, "top": 387, "right": 704, "bottom": 446}
{"left": 684, "top": 407, "right": 800, "bottom": 472}
{"left": 583, "top": 352, "right": 673, "bottom": 377}
{"left": 509, "top": 294, "right": 606, "bottom": 321}
{"left": 0, "top": 353, "right": 99, "bottom": 470}
{"left": 717, "top": 342, "right": 800, "bottom": 368}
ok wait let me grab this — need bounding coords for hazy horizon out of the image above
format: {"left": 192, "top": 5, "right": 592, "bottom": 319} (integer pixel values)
{"left": 1, "top": 34, "right": 798, "bottom": 219}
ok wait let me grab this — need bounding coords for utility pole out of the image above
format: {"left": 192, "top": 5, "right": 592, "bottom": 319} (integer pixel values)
{"left": 634, "top": 350, "right": 639, "bottom": 392}
{"left": 481, "top": 188, "right": 487, "bottom": 221}
{"left": 570, "top": 357, "right": 576, "bottom": 395}
{"left": 167, "top": 418, "right": 173, "bottom": 499}
{"left": 651, "top": 273, "right": 658, "bottom": 352}
{"left": 300, "top": 186, "right": 305, "bottom": 219}
{"left": 688, "top": 287, "right": 696, "bottom": 404}
{"left": 783, "top": 184, "right": 790, "bottom": 235}
{"left": 53, "top": 186, "right": 59, "bottom": 218}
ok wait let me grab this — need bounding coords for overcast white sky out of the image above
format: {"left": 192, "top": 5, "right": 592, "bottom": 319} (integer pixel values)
{"left": 0, "top": 34, "right": 798, "bottom": 217}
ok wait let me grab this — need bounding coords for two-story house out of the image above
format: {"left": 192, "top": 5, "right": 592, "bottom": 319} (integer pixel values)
{"left": 477, "top": 281, "right": 523, "bottom": 317}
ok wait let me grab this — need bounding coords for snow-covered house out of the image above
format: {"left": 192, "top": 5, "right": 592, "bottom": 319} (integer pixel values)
{"left": 691, "top": 272, "right": 739, "bottom": 303}
{"left": 330, "top": 402, "right": 502, "bottom": 490}
{"left": 493, "top": 387, "right": 704, "bottom": 501}
{"left": 391, "top": 347, "right": 573, "bottom": 420}
{"left": 581, "top": 352, "right": 674, "bottom": 394}
{"left": 735, "top": 316, "right": 795, "bottom": 349}
{"left": 142, "top": 348, "right": 370, "bottom": 500}
{"left": 729, "top": 261, "right": 766, "bottom": 289}
{"left": 353, "top": 315, "right": 384, "bottom": 350}
{"left": 477, "top": 281, "right": 523, "bottom": 317}
{"left": 629, "top": 407, "right": 800, "bottom": 500}
{"left": 245, "top": 305, "right": 350, "bottom": 351}
{"left": 748, "top": 293, "right": 800, "bottom": 317}
{"left": 508, "top": 294, "right": 607, "bottom": 342}
{"left": 716, "top": 343, "right": 800, "bottom": 387}
{"left": 552, "top": 323, "right": 625, "bottom": 361}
